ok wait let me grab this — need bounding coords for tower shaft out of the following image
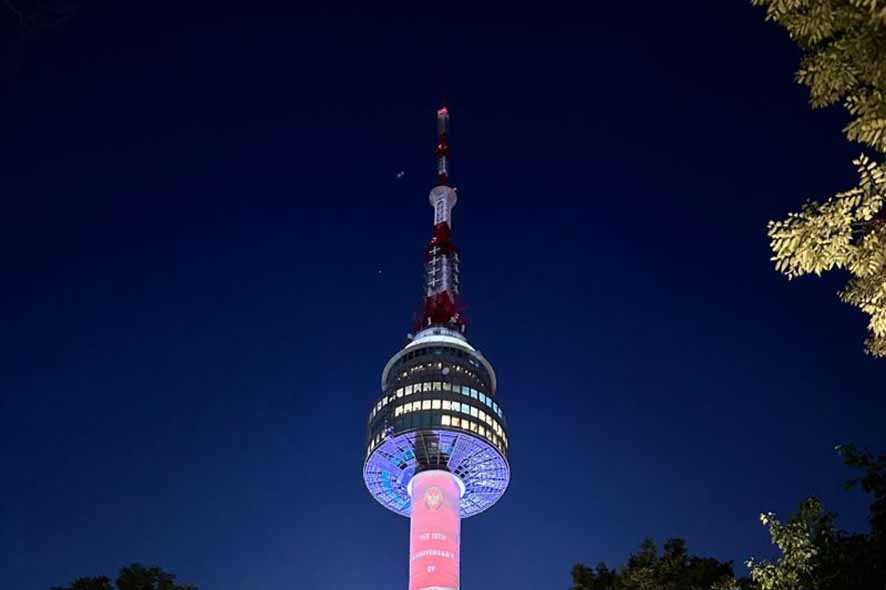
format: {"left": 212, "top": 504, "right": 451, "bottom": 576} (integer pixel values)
{"left": 408, "top": 470, "right": 461, "bottom": 590}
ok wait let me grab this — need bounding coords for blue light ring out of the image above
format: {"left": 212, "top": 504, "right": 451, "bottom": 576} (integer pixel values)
{"left": 363, "top": 428, "right": 510, "bottom": 518}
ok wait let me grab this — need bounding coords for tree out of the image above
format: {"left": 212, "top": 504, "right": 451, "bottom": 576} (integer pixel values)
{"left": 51, "top": 564, "right": 196, "bottom": 590}
{"left": 752, "top": 0, "right": 886, "bottom": 357}
{"left": 571, "top": 537, "right": 754, "bottom": 590}
{"left": 746, "top": 446, "right": 886, "bottom": 590}
{"left": 50, "top": 579, "right": 112, "bottom": 590}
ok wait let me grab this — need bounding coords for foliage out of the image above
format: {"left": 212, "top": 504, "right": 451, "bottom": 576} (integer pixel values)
{"left": 752, "top": 0, "right": 886, "bottom": 356}
{"left": 50, "top": 579, "right": 113, "bottom": 590}
{"left": 571, "top": 537, "right": 754, "bottom": 590}
{"left": 51, "top": 564, "right": 196, "bottom": 590}
{"left": 746, "top": 445, "right": 886, "bottom": 590}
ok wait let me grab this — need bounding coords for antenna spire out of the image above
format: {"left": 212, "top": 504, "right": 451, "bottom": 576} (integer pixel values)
{"left": 422, "top": 107, "right": 464, "bottom": 333}
{"left": 435, "top": 106, "right": 451, "bottom": 186}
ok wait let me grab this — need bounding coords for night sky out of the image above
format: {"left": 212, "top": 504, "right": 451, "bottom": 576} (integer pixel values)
{"left": 3, "top": 3, "right": 885, "bottom": 589}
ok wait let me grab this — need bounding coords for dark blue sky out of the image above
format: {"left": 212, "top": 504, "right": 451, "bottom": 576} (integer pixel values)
{"left": 2, "top": 3, "right": 885, "bottom": 589}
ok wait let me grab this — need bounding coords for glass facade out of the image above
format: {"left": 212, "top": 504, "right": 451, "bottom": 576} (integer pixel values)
{"left": 364, "top": 338, "right": 511, "bottom": 519}
{"left": 367, "top": 342, "right": 509, "bottom": 461}
{"left": 369, "top": 380, "right": 504, "bottom": 420}
{"left": 367, "top": 402, "right": 508, "bottom": 457}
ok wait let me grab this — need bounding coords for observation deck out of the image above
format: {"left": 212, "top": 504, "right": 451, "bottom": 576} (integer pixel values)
{"left": 363, "top": 326, "right": 511, "bottom": 518}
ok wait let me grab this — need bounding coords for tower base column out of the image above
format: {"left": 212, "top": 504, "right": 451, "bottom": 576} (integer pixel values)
{"left": 408, "top": 470, "right": 462, "bottom": 590}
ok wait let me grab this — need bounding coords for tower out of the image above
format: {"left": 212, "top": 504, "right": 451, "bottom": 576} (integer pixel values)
{"left": 363, "top": 108, "right": 511, "bottom": 590}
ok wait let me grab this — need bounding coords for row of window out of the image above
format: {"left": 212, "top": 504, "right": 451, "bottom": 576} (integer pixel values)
{"left": 367, "top": 431, "right": 384, "bottom": 455}
{"left": 441, "top": 414, "right": 504, "bottom": 448}
{"left": 393, "top": 399, "right": 507, "bottom": 445}
{"left": 370, "top": 381, "right": 503, "bottom": 421}
{"left": 398, "top": 345, "right": 481, "bottom": 370}
{"left": 399, "top": 361, "right": 481, "bottom": 387}
{"left": 365, "top": 412, "right": 507, "bottom": 457}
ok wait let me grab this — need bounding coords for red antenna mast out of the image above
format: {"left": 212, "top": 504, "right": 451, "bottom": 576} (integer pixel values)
{"left": 421, "top": 107, "right": 465, "bottom": 333}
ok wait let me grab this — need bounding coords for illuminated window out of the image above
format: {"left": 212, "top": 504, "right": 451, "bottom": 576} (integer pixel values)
{"left": 471, "top": 390, "right": 478, "bottom": 399}
{"left": 451, "top": 384, "right": 460, "bottom": 394}
{"left": 461, "top": 403, "right": 471, "bottom": 414}
{"left": 412, "top": 401, "right": 421, "bottom": 412}
{"left": 397, "top": 388, "right": 403, "bottom": 398}
{"left": 470, "top": 407, "right": 478, "bottom": 418}
{"left": 433, "top": 382, "right": 441, "bottom": 391}
{"left": 479, "top": 410, "right": 486, "bottom": 422}
{"left": 432, "top": 399, "right": 441, "bottom": 410}
{"left": 470, "top": 421, "right": 477, "bottom": 432}
{"left": 405, "top": 385, "right": 413, "bottom": 395}
{"left": 442, "top": 400, "right": 451, "bottom": 410}
{"left": 442, "top": 382, "right": 451, "bottom": 391}
{"left": 423, "top": 383, "right": 432, "bottom": 392}
{"left": 442, "top": 415, "right": 451, "bottom": 426}
{"left": 395, "top": 406, "right": 402, "bottom": 416}
{"left": 422, "top": 400, "right": 431, "bottom": 410}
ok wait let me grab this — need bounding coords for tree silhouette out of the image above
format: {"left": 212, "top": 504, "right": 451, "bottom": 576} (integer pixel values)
{"left": 51, "top": 564, "right": 196, "bottom": 590}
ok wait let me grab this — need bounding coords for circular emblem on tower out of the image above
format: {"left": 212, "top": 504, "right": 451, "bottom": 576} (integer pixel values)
{"left": 424, "top": 486, "right": 443, "bottom": 511}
